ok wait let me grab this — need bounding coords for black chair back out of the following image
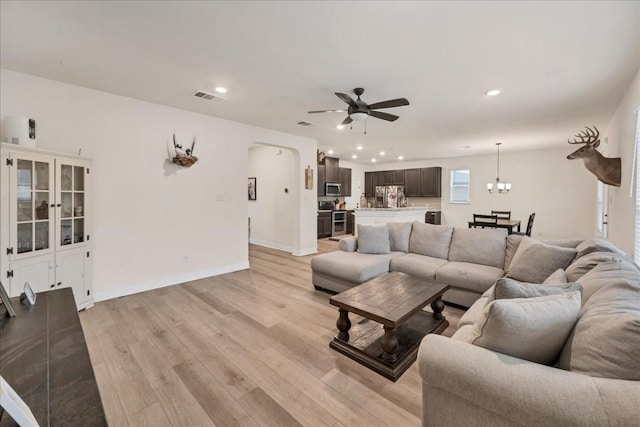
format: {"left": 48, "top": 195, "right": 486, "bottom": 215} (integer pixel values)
{"left": 471, "top": 214, "right": 498, "bottom": 228}
{"left": 491, "top": 210, "right": 511, "bottom": 220}
{"left": 525, "top": 213, "right": 536, "bottom": 236}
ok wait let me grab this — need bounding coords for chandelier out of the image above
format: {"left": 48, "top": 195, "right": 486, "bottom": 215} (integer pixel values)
{"left": 487, "top": 142, "right": 511, "bottom": 194}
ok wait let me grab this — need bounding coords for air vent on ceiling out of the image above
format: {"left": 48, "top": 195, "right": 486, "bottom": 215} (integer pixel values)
{"left": 193, "top": 90, "right": 225, "bottom": 103}
{"left": 297, "top": 121, "right": 314, "bottom": 127}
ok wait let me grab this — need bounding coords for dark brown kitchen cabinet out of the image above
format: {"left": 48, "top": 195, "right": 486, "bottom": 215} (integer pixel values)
{"left": 421, "top": 167, "right": 442, "bottom": 197}
{"left": 425, "top": 211, "right": 442, "bottom": 225}
{"left": 317, "top": 164, "right": 326, "bottom": 196}
{"left": 340, "top": 167, "right": 352, "bottom": 196}
{"left": 365, "top": 172, "right": 377, "bottom": 197}
{"left": 317, "top": 212, "right": 332, "bottom": 238}
{"left": 325, "top": 156, "right": 340, "bottom": 183}
{"left": 393, "top": 169, "right": 405, "bottom": 185}
{"left": 381, "top": 170, "right": 394, "bottom": 185}
{"left": 404, "top": 168, "right": 422, "bottom": 196}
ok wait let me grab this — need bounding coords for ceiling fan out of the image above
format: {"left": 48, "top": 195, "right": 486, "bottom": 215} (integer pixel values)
{"left": 308, "top": 88, "right": 409, "bottom": 126}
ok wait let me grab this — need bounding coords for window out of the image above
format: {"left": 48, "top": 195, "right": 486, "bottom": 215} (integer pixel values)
{"left": 450, "top": 169, "right": 470, "bottom": 203}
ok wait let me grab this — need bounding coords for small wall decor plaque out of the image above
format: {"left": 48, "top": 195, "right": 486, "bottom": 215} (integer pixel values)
{"left": 305, "top": 165, "right": 314, "bottom": 190}
{"left": 248, "top": 177, "right": 257, "bottom": 201}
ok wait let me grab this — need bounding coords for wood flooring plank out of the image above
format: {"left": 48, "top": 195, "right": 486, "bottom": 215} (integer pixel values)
{"left": 127, "top": 402, "right": 174, "bottom": 427}
{"left": 238, "top": 387, "right": 302, "bottom": 427}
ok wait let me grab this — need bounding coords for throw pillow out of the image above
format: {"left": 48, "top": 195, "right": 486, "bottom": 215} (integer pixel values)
{"left": 557, "top": 274, "right": 640, "bottom": 380}
{"left": 448, "top": 227, "right": 508, "bottom": 269}
{"left": 503, "top": 234, "right": 524, "bottom": 271}
{"left": 565, "top": 251, "right": 634, "bottom": 282}
{"left": 468, "top": 291, "right": 582, "bottom": 365}
{"left": 492, "top": 278, "right": 582, "bottom": 300}
{"left": 543, "top": 268, "right": 568, "bottom": 285}
{"left": 574, "top": 238, "right": 628, "bottom": 259}
{"left": 357, "top": 224, "right": 390, "bottom": 254}
{"left": 409, "top": 222, "right": 453, "bottom": 259}
{"left": 507, "top": 236, "right": 577, "bottom": 284}
{"left": 387, "top": 222, "right": 412, "bottom": 253}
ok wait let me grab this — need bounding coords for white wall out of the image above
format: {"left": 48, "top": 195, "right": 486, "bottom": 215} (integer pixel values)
{"left": 339, "top": 160, "right": 367, "bottom": 209}
{"left": 0, "top": 69, "right": 317, "bottom": 300}
{"left": 248, "top": 146, "right": 296, "bottom": 252}
{"left": 604, "top": 68, "right": 640, "bottom": 257}
{"left": 364, "top": 147, "right": 597, "bottom": 239}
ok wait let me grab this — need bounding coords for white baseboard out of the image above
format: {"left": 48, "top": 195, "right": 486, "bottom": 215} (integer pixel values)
{"left": 293, "top": 247, "right": 317, "bottom": 256}
{"left": 93, "top": 261, "right": 250, "bottom": 302}
{"left": 249, "top": 238, "right": 294, "bottom": 253}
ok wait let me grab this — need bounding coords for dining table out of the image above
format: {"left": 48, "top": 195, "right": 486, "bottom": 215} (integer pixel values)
{"left": 467, "top": 218, "right": 521, "bottom": 234}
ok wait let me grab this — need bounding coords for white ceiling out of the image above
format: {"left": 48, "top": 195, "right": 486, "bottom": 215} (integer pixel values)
{"left": 1, "top": 1, "right": 638, "bottom": 164}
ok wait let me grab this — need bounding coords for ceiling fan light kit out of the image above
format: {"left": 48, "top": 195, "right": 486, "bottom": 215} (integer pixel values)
{"left": 308, "top": 87, "right": 409, "bottom": 134}
{"left": 487, "top": 142, "right": 511, "bottom": 194}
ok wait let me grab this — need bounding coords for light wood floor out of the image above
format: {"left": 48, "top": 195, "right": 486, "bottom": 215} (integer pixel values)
{"left": 80, "top": 239, "right": 464, "bottom": 427}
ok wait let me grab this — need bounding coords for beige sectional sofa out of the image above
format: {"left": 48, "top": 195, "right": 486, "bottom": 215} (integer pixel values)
{"left": 311, "top": 222, "right": 640, "bottom": 425}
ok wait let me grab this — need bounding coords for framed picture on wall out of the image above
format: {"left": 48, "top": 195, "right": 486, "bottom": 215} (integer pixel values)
{"left": 248, "top": 177, "right": 257, "bottom": 201}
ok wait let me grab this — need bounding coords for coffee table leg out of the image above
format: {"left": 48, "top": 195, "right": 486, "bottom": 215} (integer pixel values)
{"left": 431, "top": 297, "right": 445, "bottom": 321}
{"left": 381, "top": 326, "right": 399, "bottom": 363}
{"left": 336, "top": 309, "right": 351, "bottom": 341}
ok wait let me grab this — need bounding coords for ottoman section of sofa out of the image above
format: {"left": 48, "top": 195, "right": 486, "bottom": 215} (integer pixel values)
{"left": 311, "top": 251, "right": 403, "bottom": 292}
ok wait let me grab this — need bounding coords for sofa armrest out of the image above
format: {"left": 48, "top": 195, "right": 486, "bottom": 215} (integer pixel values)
{"left": 418, "top": 334, "right": 640, "bottom": 426}
{"left": 339, "top": 236, "right": 358, "bottom": 252}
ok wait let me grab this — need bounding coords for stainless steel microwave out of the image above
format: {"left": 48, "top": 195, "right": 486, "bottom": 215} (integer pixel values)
{"left": 325, "top": 183, "right": 341, "bottom": 196}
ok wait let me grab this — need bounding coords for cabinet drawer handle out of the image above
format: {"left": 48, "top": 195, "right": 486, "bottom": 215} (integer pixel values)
{"left": 50, "top": 284, "right": 55, "bottom": 288}
{"left": 56, "top": 204, "right": 61, "bottom": 207}
{"left": 50, "top": 204, "right": 55, "bottom": 208}
{"left": 57, "top": 282, "right": 62, "bottom": 287}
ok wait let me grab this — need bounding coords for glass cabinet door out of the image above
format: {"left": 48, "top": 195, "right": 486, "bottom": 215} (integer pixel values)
{"left": 57, "top": 161, "right": 88, "bottom": 249}
{"left": 9, "top": 153, "right": 55, "bottom": 259}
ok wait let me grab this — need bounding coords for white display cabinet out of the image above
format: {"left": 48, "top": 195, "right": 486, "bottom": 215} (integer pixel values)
{"left": 0, "top": 143, "right": 93, "bottom": 310}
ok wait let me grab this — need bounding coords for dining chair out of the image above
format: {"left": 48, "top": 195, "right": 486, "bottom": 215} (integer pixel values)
{"left": 491, "top": 210, "right": 511, "bottom": 220}
{"left": 470, "top": 214, "right": 498, "bottom": 228}
{"left": 512, "top": 213, "right": 535, "bottom": 237}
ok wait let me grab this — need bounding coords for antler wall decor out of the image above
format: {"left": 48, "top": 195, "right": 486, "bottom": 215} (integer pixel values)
{"left": 170, "top": 133, "right": 198, "bottom": 167}
{"left": 566, "top": 126, "right": 621, "bottom": 187}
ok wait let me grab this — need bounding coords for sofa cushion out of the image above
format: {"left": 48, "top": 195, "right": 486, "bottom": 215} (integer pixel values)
{"left": 387, "top": 222, "right": 412, "bottom": 253}
{"left": 463, "top": 291, "right": 581, "bottom": 365}
{"left": 557, "top": 272, "right": 640, "bottom": 380}
{"left": 436, "top": 262, "right": 504, "bottom": 294}
{"left": 357, "top": 224, "right": 390, "bottom": 254}
{"left": 310, "top": 250, "right": 402, "bottom": 284}
{"left": 458, "top": 295, "right": 491, "bottom": 327}
{"left": 565, "top": 251, "right": 634, "bottom": 282}
{"left": 409, "top": 222, "right": 453, "bottom": 259}
{"left": 504, "top": 234, "right": 524, "bottom": 271}
{"left": 575, "top": 260, "right": 640, "bottom": 304}
{"left": 390, "top": 253, "right": 449, "bottom": 281}
{"left": 492, "top": 278, "right": 582, "bottom": 300}
{"left": 543, "top": 268, "right": 568, "bottom": 285}
{"left": 338, "top": 235, "right": 358, "bottom": 252}
{"left": 451, "top": 324, "right": 475, "bottom": 342}
{"left": 448, "top": 228, "right": 507, "bottom": 269}
{"left": 507, "top": 236, "right": 576, "bottom": 283}
{"left": 575, "top": 238, "right": 628, "bottom": 259}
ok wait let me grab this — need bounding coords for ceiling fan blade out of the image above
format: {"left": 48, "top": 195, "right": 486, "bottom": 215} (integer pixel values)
{"left": 341, "top": 116, "right": 353, "bottom": 125}
{"left": 368, "top": 98, "right": 410, "bottom": 110}
{"left": 307, "top": 109, "right": 346, "bottom": 114}
{"left": 335, "top": 92, "right": 358, "bottom": 108}
{"left": 369, "top": 111, "right": 399, "bottom": 122}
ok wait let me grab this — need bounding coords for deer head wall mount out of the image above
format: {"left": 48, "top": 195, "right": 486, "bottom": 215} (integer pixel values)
{"left": 169, "top": 133, "right": 198, "bottom": 167}
{"left": 566, "top": 126, "right": 621, "bottom": 187}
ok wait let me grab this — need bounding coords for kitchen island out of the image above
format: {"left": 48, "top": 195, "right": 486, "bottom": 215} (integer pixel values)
{"left": 354, "top": 207, "right": 434, "bottom": 233}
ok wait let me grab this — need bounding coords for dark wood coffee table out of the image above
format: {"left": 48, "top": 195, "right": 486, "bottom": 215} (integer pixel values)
{"left": 329, "top": 272, "right": 449, "bottom": 381}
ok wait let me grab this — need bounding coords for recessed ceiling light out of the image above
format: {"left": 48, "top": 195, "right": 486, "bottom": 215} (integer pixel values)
{"left": 371, "top": 158, "right": 377, "bottom": 163}
{"left": 379, "top": 151, "right": 385, "bottom": 156}
{"left": 486, "top": 89, "right": 500, "bottom": 96}
{"left": 336, "top": 125, "right": 344, "bottom": 130}
{"left": 214, "top": 86, "right": 228, "bottom": 94}
{"left": 356, "top": 145, "right": 363, "bottom": 151}
{"left": 398, "top": 155, "right": 404, "bottom": 160}
{"left": 328, "top": 149, "right": 334, "bottom": 154}
{"left": 351, "top": 154, "right": 357, "bottom": 159}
